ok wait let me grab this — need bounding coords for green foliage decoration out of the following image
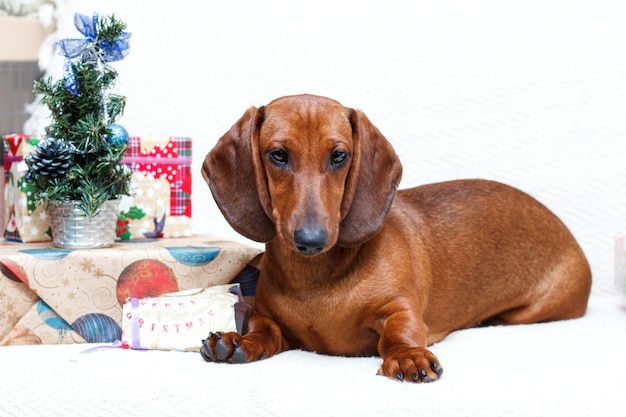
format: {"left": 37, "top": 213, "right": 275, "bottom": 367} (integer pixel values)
{"left": 26, "top": 13, "right": 132, "bottom": 217}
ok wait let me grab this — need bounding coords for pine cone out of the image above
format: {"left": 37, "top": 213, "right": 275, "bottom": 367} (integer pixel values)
{"left": 26, "top": 138, "right": 73, "bottom": 179}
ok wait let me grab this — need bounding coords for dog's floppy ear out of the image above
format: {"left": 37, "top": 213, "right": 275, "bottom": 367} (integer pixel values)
{"left": 202, "top": 106, "right": 276, "bottom": 242}
{"left": 338, "top": 109, "right": 402, "bottom": 247}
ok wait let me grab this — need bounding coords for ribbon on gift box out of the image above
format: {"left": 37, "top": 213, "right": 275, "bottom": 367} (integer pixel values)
{"left": 121, "top": 156, "right": 192, "bottom": 165}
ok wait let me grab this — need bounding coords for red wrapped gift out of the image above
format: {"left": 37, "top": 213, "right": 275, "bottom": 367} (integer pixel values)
{"left": 120, "top": 136, "right": 192, "bottom": 239}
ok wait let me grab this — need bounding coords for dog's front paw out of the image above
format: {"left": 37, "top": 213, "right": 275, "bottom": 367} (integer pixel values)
{"left": 379, "top": 347, "right": 444, "bottom": 383}
{"left": 200, "top": 331, "right": 267, "bottom": 364}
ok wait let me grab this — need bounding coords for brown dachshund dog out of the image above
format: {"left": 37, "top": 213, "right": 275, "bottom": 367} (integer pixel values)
{"left": 200, "top": 94, "right": 591, "bottom": 382}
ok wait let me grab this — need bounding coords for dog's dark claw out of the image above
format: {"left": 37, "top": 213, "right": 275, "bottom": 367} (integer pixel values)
{"left": 396, "top": 371, "right": 404, "bottom": 381}
{"left": 430, "top": 360, "right": 444, "bottom": 377}
{"left": 420, "top": 369, "right": 436, "bottom": 382}
{"left": 200, "top": 339, "right": 216, "bottom": 362}
{"left": 411, "top": 372, "right": 419, "bottom": 382}
{"left": 231, "top": 339, "right": 247, "bottom": 363}
{"left": 215, "top": 337, "right": 230, "bottom": 361}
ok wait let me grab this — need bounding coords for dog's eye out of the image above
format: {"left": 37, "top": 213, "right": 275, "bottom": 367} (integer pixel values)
{"left": 268, "top": 149, "right": 289, "bottom": 167}
{"left": 330, "top": 150, "right": 348, "bottom": 167}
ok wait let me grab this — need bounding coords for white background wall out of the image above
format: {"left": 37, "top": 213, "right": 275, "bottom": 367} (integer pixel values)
{"left": 33, "top": 0, "right": 626, "bottom": 293}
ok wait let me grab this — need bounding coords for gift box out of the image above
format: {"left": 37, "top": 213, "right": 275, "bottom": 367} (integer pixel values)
{"left": 2, "top": 134, "right": 52, "bottom": 242}
{"left": 119, "top": 136, "right": 192, "bottom": 239}
{"left": 121, "top": 285, "right": 249, "bottom": 352}
{"left": 0, "top": 236, "right": 262, "bottom": 346}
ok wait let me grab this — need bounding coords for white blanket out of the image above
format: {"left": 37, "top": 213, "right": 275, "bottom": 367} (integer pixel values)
{"left": 1, "top": 293, "right": 624, "bottom": 417}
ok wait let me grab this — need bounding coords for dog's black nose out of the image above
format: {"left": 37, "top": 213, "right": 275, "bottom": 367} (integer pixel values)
{"left": 294, "top": 228, "right": 328, "bottom": 255}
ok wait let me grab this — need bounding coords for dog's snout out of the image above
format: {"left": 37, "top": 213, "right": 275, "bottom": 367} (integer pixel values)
{"left": 294, "top": 228, "right": 328, "bottom": 255}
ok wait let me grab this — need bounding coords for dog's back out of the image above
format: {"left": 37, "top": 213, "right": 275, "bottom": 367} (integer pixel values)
{"left": 391, "top": 179, "right": 592, "bottom": 342}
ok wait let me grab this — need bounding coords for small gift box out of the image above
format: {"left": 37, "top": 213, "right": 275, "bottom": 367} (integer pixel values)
{"left": 119, "top": 136, "right": 192, "bottom": 239}
{"left": 121, "top": 284, "right": 249, "bottom": 352}
{"left": 2, "top": 134, "right": 52, "bottom": 242}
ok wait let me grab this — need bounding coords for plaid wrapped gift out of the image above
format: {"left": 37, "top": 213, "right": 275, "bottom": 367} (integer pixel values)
{"left": 120, "top": 136, "right": 192, "bottom": 239}
{"left": 2, "top": 134, "right": 52, "bottom": 242}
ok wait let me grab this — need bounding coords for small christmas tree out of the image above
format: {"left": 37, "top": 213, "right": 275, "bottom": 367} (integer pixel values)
{"left": 26, "top": 12, "right": 132, "bottom": 217}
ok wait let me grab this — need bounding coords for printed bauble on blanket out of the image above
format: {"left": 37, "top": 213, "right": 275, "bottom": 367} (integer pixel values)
{"left": 119, "top": 136, "right": 192, "bottom": 239}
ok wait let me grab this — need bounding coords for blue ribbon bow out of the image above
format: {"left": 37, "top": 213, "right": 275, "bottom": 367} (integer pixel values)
{"left": 56, "top": 13, "right": 131, "bottom": 95}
